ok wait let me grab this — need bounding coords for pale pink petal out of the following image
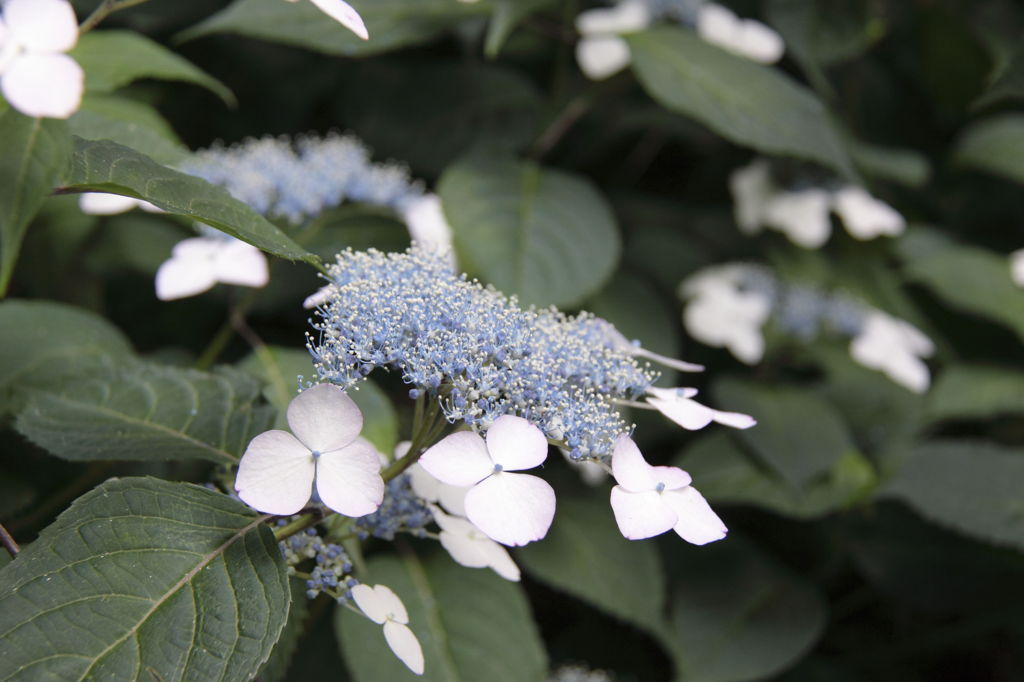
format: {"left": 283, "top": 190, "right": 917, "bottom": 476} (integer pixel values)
{"left": 213, "top": 240, "right": 269, "bottom": 288}
{"left": 350, "top": 584, "right": 387, "bottom": 624}
{"left": 171, "top": 237, "right": 219, "bottom": 259}
{"left": 400, "top": 194, "right": 453, "bottom": 256}
{"left": 303, "top": 285, "right": 333, "bottom": 309}
{"left": 646, "top": 387, "right": 699, "bottom": 401}
{"left": 478, "top": 539, "right": 521, "bottom": 581}
{"left": 408, "top": 464, "right": 469, "bottom": 516}
{"left": 154, "top": 252, "right": 218, "bottom": 300}
{"left": 287, "top": 383, "right": 363, "bottom": 453}
{"left": 439, "top": 523, "right": 491, "bottom": 569}
{"left": 418, "top": 431, "right": 493, "bottom": 487}
{"left": 308, "top": 0, "right": 368, "bottom": 40}
{"left": 575, "top": 35, "right": 631, "bottom": 80}
{"left": 315, "top": 439, "right": 384, "bottom": 517}
{"left": 738, "top": 20, "right": 785, "bottom": 64}
{"left": 647, "top": 396, "right": 715, "bottom": 430}
{"left": 464, "top": 472, "right": 555, "bottom": 546}
{"left": 485, "top": 415, "right": 548, "bottom": 471}
{"left": 1, "top": 53, "right": 83, "bottom": 119}
{"left": 78, "top": 193, "right": 141, "bottom": 215}
{"left": 5, "top": 0, "right": 78, "bottom": 52}
{"left": 383, "top": 622, "right": 424, "bottom": 675}
{"left": 664, "top": 487, "right": 728, "bottom": 545}
{"left": 609, "top": 486, "right": 676, "bottom": 540}
{"left": 610, "top": 434, "right": 660, "bottom": 492}
{"left": 709, "top": 408, "right": 757, "bottom": 429}
{"left": 574, "top": 0, "right": 650, "bottom": 34}
{"left": 235, "top": 430, "right": 315, "bottom": 515}
{"left": 438, "top": 513, "right": 521, "bottom": 581}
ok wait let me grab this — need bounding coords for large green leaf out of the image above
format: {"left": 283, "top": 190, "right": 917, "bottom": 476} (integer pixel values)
{"left": 16, "top": 362, "right": 274, "bottom": 464}
{"left": 883, "top": 441, "right": 1024, "bottom": 552}
{"left": 584, "top": 270, "right": 681, "bottom": 363}
{"left": 713, "top": 379, "right": 856, "bottom": 487}
{"left": 439, "top": 155, "right": 621, "bottom": 307}
{"left": 952, "top": 114, "right": 1024, "bottom": 185}
{"left": 336, "top": 552, "right": 547, "bottom": 681}
{"left": 0, "top": 111, "right": 71, "bottom": 296}
{"left": 483, "top": 0, "right": 554, "bottom": 58}
{"left": 515, "top": 495, "right": 665, "bottom": 632}
{"left": 664, "top": 538, "right": 827, "bottom": 682}
{"left": 627, "top": 27, "right": 854, "bottom": 178}
{"left": 70, "top": 30, "right": 235, "bottom": 106}
{"left": 0, "top": 477, "right": 288, "bottom": 681}
{"left": 60, "top": 137, "right": 317, "bottom": 264}
{"left": 927, "top": 365, "right": 1024, "bottom": 421}
{"left": 973, "top": 43, "right": 1024, "bottom": 109}
{"left": 181, "top": 0, "right": 492, "bottom": 57}
{"left": 258, "top": 579, "right": 310, "bottom": 682}
{"left": 69, "top": 94, "right": 189, "bottom": 165}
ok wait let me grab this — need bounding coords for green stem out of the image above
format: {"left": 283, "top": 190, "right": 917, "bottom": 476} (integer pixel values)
{"left": 79, "top": 0, "right": 151, "bottom": 34}
{"left": 272, "top": 512, "right": 321, "bottom": 541}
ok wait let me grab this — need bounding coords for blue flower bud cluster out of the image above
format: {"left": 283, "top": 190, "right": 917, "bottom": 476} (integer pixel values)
{"left": 179, "top": 133, "right": 425, "bottom": 224}
{"left": 307, "top": 248, "right": 659, "bottom": 459}
{"left": 355, "top": 474, "right": 433, "bottom": 541}
{"left": 277, "top": 523, "right": 358, "bottom": 602}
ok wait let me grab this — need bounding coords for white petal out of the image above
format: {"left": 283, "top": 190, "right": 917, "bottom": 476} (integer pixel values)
{"left": 485, "top": 415, "right": 548, "bottom": 471}
{"left": 213, "top": 239, "right": 269, "bottom": 288}
{"left": 400, "top": 194, "right": 454, "bottom": 255}
{"left": 171, "top": 237, "right": 220, "bottom": 259}
{"left": 647, "top": 396, "right": 714, "bottom": 430}
{"left": 308, "top": 0, "right": 368, "bottom": 40}
{"left": 611, "top": 434, "right": 690, "bottom": 492}
{"left": 383, "top": 622, "right": 425, "bottom": 675}
{"left": 5, "top": 0, "right": 78, "bottom": 52}
{"left": 315, "top": 439, "right": 384, "bottom": 517}
{"left": 287, "top": 383, "right": 363, "bottom": 453}
{"left": 418, "top": 431, "right": 493, "bottom": 487}
{"left": 78, "top": 193, "right": 141, "bottom": 215}
{"left": 727, "top": 325, "right": 767, "bottom": 365}
{"left": 736, "top": 20, "right": 785, "bottom": 64}
{"left": 632, "top": 347, "right": 705, "bottom": 372}
{"left": 646, "top": 387, "right": 699, "bottom": 401}
{"left": 663, "top": 486, "right": 728, "bottom": 545}
{"left": 235, "top": 430, "right": 315, "bottom": 515}
{"left": 350, "top": 584, "right": 387, "bottom": 624}
{"left": 408, "top": 464, "right": 469, "bottom": 516}
{"left": 439, "top": 517, "right": 522, "bottom": 581}
{"left": 609, "top": 486, "right": 675, "bottom": 540}
{"left": 576, "top": 35, "right": 631, "bottom": 80}
{"left": 1, "top": 53, "right": 82, "bottom": 119}
{"left": 729, "top": 159, "right": 774, "bottom": 234}
{"left": 575, "top": 0, "right": 650, "bottom": 35}
{"left": 303, "top": 285, "right": 334, "bottom": 309}
{"left": 833, "top": 186, "right": 905, "bottom": 239}
{"left": 696, "top": 3, "right": 741, "bottom": 48}
{"left": 1012, "top": 249, "right": 1024, "bottom": 288}
{"left": 709, "top": 408, "right": 757, "bottom": 429}
{"left": 464, "top": 472, "right": 555, "bottom": 546}
{"left": 763, "top": 189, "right": 833, "bottom": 248}
{"left": 154, "top": 252, "right": 218, "bottom": 301}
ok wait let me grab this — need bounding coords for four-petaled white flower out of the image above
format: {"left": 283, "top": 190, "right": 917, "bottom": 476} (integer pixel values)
{"left": 235, "top": 383, "right": 385, "bottom": 516}
{"left": 155, "top": 236, "right": 269, "bottom": 301}
{"left": 430, "top": 505, "right": 521, "bottom": 582}
{"left": 681, "top": 265, "right": 772, "bottom": 364}
{"left": 285, "top": 0, "right": 368, "bottom": 40}
{"left": 1011, "top": 249, "right": 1024, "bottom": 288}
{"left": 350, "top": 583, "right": 425, "bottom": 675}
{"left": 645, "top": 386, "right": 756, "bottom": 431}
{"left": 418, "top": 415, "right": 556, "bottom": 547}
{"left": 574, "top": 0, "right": 651, "bottom": 80}
{"left": 0, "top": 0, "right": 84, "bottom": 119}
{"left": 696, "top": 3, "right": 784, "bottom": 64}
{"left": 608, "top": 434, "right": 727, "bottom": 545}
{"left": 849, "top": 310, "right": 934, "bottom": 393}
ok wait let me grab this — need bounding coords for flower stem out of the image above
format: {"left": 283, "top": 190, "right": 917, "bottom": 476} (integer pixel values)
{"left": 79, "top": 0, "right": 151, "bottom": 34}
{"left": 0, "top": 523, "right": 20, "bottom": 558}
{"left": 272, "top": 511, "right": 321, "bottom": 541}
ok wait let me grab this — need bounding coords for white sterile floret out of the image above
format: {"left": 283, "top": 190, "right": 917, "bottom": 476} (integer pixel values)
{"left": 729, "top": 159, "right": 775, "bottom": 235}
{"left": 1011, "top": 249, "right": 1024, "bottom": 288}
{"left": 831, "top": 185, "right": 906, "bottom": 240}
{"left": 574, "top": 0, "right": 652, "bottom": 80}
{"left": 696, "top": 2, "right": 784, "bottom": 64}
{"left": 285, "top": 0, "right": 368, "bottom": 40}
{"left": 645, "top": 386, "right": 756, "bottom": 430}
{"left": 78, "top": 192, "right": 162, "bottom": 215}
{"left": 431, "top": 505, "right": 521, "bottom": 582}
{"left": 155, "top": 236, "right": 269, "bottom": 301}
{"left": 235, "top": 383, "right": 385, "bottom": 515}
{"left": 762, "top": 188, "right": 833, "bottom": 249}
{"left": 0, "top": 0, "right": 84, "bottom": 119}
{"left": 608, "top": 435, "right": 726, "bottom": 544}
{"left": 849, "top": 311, "right": 934, "bottom": 393}
{"left": 398, "top": 193, "right": 456, "bottom": 269}
{"left": 350, "top": 584, "right": 424, "bottom": 675}
{"left": 681, "top": 267, "right": 772, "bottom": 364}
{"left": 418, "top": 415, "right": 556, "bottom": 546}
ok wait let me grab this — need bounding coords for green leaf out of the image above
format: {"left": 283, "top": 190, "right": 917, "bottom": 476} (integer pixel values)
{"left": 0, "top": 477, "right": 288, "bottom": 681}
{"left": 0, "top": 471, "right": 35, "bottom": 519}
{"left": 0, "top": 299, "right": 132, "bottom": 412}
{"left": 973, "top": 43, "right": 1024, "bottom": 109}
{"left": 766, "top": 0, "right": 885, "bottom": 68}
{"left": 627, "top": 27, "right": 854, "bottom": 178}
{"left": 928, "top": 365, "right": 1024, "bottom": 421}
{"left": 848, "top": 139, "right": 931, "bottom": 188}
{"left": 258, "top": 579, "right": 310, "bottom": 682}
{"left": 60, "top": 137, "right": 317, "bottom": 264}
{"left": 336, "top": 552, "right": 547, "bottom": 681}
{"left": 182, "top": 0, "right": 492, "bottom": 57}
{"left": 664, "top": 538, "right": 827, "bottom": 682}
{"left": 681, "top": 432, "right": 876, "bottom": 519}
{"left": 69, "top": 94, "right": 189, "bottom": 165}
{"left": 952, "top": 114, "right": 1024, "bottom": 185}
{"left": 901, "top": 239, "right": 1024, "bottom": 341}
{"left": 484, "top": 0, "right": 553, "bottom": 58}
{"left": 439, "top": 155, "right": 621, "bottom": 307}
{"left": 0, "top": 110, "right": 72, "bottom": 296}
{"left": 70, "top": 30, "right": 235, "bottom": 106}
{"left": 584, "top": 270, "right": 681, "bottom": 364}
{"left": 883, "top": 441, "right": 1024, "bottom": 551}
{"left": 713, "top": 378, "right": 856, "bottom": 487}
{"left": 516, "top": 495, "right": 665, "bottom": 631}
{"left": 16, "top": 362, "right": 274, "bottom": 464}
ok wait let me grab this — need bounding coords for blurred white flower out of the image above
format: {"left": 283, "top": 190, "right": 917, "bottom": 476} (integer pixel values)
{"left": 78, "top": 192, "right": 162, "bottom": 215}
{"left": 430, "top": 505, "right": 521, "bottom": 582}
{"left": 0, "top": 0, "right": 83, "bottom": 119}
{"left": 574, "top": 0, "right": 651, "bottom": 80}
{"left": 681, "top": 266, "right": 772, "bottom": 364}
{"left": 286, "top": 0, "right": 368, "bottom": 40}
{"left": 696, "top": 2, "right": 784, "bottom": 64}
{"left": 729, "top": 158, "right": 774, "bottom": 235}
{"left": 608, "top": 435, "right": 726, "bottom": 544}
{"left": 831, "top": 185, "right": 905, "bottom": 239}
{"left": 763, "top": 188, "right": 833, "bottom": 249}
{"left": 849, "top": 310, "right": 934, "bottom": 393}
{"left": 399, "top": 193, "right": 455, "bottom": 268}
{"left": 1011, "top": 249, "right": 1024, "bottom": 288}
{"left": 155, "top": 235, "right": 269, "bottom": 300}
{"left": 645, "top": 386, "right": 756, "bottom": 430}
{"left": 350, "top": 584, "right": 424, "bottom": 675}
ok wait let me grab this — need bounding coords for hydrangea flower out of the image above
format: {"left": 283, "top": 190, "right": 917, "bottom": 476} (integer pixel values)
{"left": 235, "top": 383, "right": 385, "bottom": 516}
{"left": 286, "top": 0, "right": 368, "bottom": 40}
{"left": 418, "top": 415, "right": 556, "bottom": 547}
{"left": 0, "top": 0, "right": 83, "bottom": 119}
{"left": 608, "top": 434, "right": 726, "bottom": 544}
{"left": 155, "top": 234, "right": 269, "bottom": 301}
{"left": 680, "top": 264, "right": 773, "bottom": 364}
{"left": 350, "top": 584, "right": 425, "bottom": 675}
{"left": 849, "top": 310, "right": 934, "bottom": 393}
{"left": 430, "top": 505, "right": 521, "bottom": 582}
{"left": 831, "top": 186, "right": 906, "bottom": 240}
